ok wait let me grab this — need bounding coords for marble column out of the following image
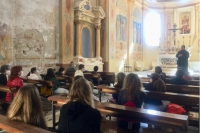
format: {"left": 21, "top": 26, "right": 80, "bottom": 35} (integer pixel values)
{"left": 76, "top": 20, "right": 81, "bottom": 57}
{"left": 95, "top": 25, "right": 101, "bottom": 58}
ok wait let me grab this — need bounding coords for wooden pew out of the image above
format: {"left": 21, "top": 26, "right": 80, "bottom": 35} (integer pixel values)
{"left": 142, "top": 82, "right": 199, "bottom": 95}
{"left": 141, "top": 77, "right": 200, "bottom": 86}
{"left": 0, "top": 86, "right": 17, "bottom": 103}
{"left": 22, "top": 78, "right": 53, "bottom": 86}
{"left": 66, "top": 71, "right": 116, "bottom": 85}
{"left": 165, "top": 78, "right": 200, "bottom": 86}
{"left": 147, "top": 74, "right": 200, "bottom": 80}
{"left": 0, "top": 115, "right": 52, "bottom": 133}
{"left": 96, "top": 86, "right": 200, "bottom": 106}
{"left": 48, "top": 95, "right": 188, "bottom": 132}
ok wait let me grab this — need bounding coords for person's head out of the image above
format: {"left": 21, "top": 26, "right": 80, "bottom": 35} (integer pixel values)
{"left": 74, "top": 75, "right": 83, "bottom": 81}
{"left": 58, "top": 67, "right": 65, "bottom": 74}
{"left": 93, "top": 66, "right": 99, "bottom": 72}
{"left": 0, "top": 65, "right": 11, "bottom": 75}
{"left": 31, "top": 67, "right": 37, "bottom": 74}
{"left": 181, "top": 45, "right": 185, "bottom": 50}
{"left": 155, "top": 66, "right": 162, "bottom": 74}
{"left": 7, "top": 85, "right": 47, "bottom": 129}
{"left": 176, "top": 69, "right": 185, "bottom": 79}
{"left": 69, "top": 78, "right": 94, "bottom": 107}
{"left": 123, "top": 73, "right": 142, "bottom": 100}
{"left": 78, "top": 64, "right": 85, "bottom": 71}
{"left": 9, "top": 66, "right": 22, "bottom": 80}
{"left": 45, "top": 68, "right": 55, "bottom": 79}
{"left": 150, "top": 73, "right": 166, "bottom": 92}
{"left": 69, "top": 61, "right": 74, "bottom": 66}
{"left": 115, "top": 72, "right": 126, "bottom": 88}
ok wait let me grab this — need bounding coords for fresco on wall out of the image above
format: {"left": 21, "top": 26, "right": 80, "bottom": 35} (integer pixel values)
{"left": 133, "top": 8, "right": 141, "bottom": 20}
{"left": 116, "top": 0, "right": 127, "bottom": 12}
{"left": 0, "top": 22, "right": 12, "bottom": 63}
{"left": 179, "top": 12, "right": 191, "bottom": 34}
{"left": 0, "top": 0, "right": 59, "bottom": 73}
{"left": 116, "top": 14, "right": 127, "bottom": 41}
{"left": 133, "top": 21, "right": 141, "bottom": 44}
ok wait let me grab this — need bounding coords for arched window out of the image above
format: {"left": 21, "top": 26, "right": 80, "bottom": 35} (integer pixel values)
{"left": 144, "top": 12, "right": 161, "bottom": 46}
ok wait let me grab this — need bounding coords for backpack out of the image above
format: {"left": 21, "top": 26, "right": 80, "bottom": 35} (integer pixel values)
{"left": 166, "top": 103, "right": 186, "bottom": 114}
{"left": 119, "top": 100, "right": 139, "bottom": 123}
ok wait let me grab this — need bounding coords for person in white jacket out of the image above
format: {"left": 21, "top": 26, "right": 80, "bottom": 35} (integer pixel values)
{"left": 27, "top": 67, "right": 40, "bottom": 80}
{"left": 74, "top": 64, "right": 85, "bottom": 77}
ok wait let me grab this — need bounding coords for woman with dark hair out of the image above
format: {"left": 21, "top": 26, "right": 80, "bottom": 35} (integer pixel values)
{"left": 55, "top": 67, "right": 65, "bottom": 76}
{"left": 170, "top": 70, "right": 188, "bottom": 85}
{"left": 42, "top": 68, "right": 68, "bottom": 95}
{"left": 111, "top": 72, "right": 126, "bottom": 102}
{"left": 6, "top": 66, "right": 24, "bottom": 102}
{"left": 27, "top": 67, "right": 40, "bottom": 80}
{"left": 143, "top": 73, "right": 170, "bottom": 111}
{"left": 117, "top": 73, "right": 145, "bottom": 130}
{"left": 155, "top": 66, "right": 166, "bottom": 80}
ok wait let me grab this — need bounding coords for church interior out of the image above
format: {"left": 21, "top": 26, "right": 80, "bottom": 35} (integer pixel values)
{"left": 0, "top": 0, "right": 200, "bottom": 132}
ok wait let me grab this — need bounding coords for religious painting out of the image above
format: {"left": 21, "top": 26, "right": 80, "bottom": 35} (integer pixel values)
{"left": 174, "top": 6, "right": 195, "bottom": 35}
{"left": 179, "top": 12, "right": 191, "bottom": 34}
{"left": 66, "top": 0, "right": 71, "bottom": 13}
{"left": 133, "top": 21, "right": 141, "bottom": 44}
{"left": 116, "top": 14, "right": 127, "bottom": 41}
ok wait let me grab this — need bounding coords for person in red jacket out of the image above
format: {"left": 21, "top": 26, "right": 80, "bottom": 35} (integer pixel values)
{"left": 6, "top": 66, "right": 24, "bottom": 102}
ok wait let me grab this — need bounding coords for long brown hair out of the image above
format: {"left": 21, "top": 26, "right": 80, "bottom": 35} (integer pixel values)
{"left": 9, "top": 66, "right": 22, "bottom": 81}
{"left": 123, "top": 73, "right": 142, "bottom": 100}
{"left": 69, "top": 78, "right": 94, "bottom": 107}
{"left": 7, "top": 85, "right": 47, "bottom": 129}
{"left": 114, "top": 72, "right": 126, "bottom": 88}
{"left": 151, "top": 73, "right": 166, "bottom": 92}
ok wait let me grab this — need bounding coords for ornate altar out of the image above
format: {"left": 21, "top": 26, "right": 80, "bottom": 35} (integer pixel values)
{"left": 73, "top": 0, "right": 105, "bottom": 71}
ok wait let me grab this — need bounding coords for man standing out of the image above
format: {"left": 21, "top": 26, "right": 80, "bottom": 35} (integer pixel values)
{"left": 176, "top": 45, "right": 189, "bottom": 74}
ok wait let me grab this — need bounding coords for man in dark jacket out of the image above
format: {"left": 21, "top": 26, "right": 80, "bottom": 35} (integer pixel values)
{"left": 176, "top": 45, "right": 189, "bottom": 74}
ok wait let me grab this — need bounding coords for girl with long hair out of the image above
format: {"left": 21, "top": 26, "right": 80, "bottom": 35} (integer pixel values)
{"left": 109, "top": 72, "right": 126, "bottom": 102}
{"left": 117, "top": 73, "right": 145, "bottom": 130}
{"left": 6, "top": 66, "right": 24, "bottom": 102}
{"left": 42, "top": 68, "right": 68, "bottom": 96}
{"left": 58, "top": 78, "right": 101, "bottom": 133}
{"left": 7, "top": 85, "right": 47, "bottom": 129}
{"left": 143, "top": 73, "right": 170, "bottom": 111}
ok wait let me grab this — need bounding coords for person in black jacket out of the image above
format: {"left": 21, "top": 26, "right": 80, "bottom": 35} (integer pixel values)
{"left": 0, "top": 65, "right": 11, "bottom": 110}
{"left": 170, "top": 69, "right": 188, "bottom": 85}
{"left": 176, "top": 45, "right": 189, "bottom": 74}
{"left": 58, "top": 78, "right": 102, "bottom": 133}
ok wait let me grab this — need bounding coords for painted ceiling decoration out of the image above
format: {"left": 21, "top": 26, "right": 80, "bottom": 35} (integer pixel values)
{"left": 147, "top": 0, "right": 184, "bottom": 2}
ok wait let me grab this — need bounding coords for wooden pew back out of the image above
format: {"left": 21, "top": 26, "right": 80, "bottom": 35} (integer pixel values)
{"left": 0, "top": 115, "right": 52, "bottom": 133}
{"left": 22, "top": 78, "right": 53, "bottom": 86}
{"left": 142, "top": 82, "right": 199, "bottom": 95}
{"left": 48, "top": 95, "right": 188, "bottom": 131}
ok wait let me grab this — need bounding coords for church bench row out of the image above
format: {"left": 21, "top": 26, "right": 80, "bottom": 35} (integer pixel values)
{"left": 147, "top": 74, "right": 200, "bottom": 80}
{"left": 48, "top": 95, "right": 188, "bottom": 132}
{"left": 65, "top": 72, "right": 116, "bottom": 85}
{"left": 142, "top": 82, "right": 199, "bottom": 95}
{"left": 140, "top": 77, "right": 200, "bottom": 86}
{"left": 0, "top": 115, "right": 52, "bottom": 133}
{"left": 96, "top": 86, "right": 200, "bottom": 106}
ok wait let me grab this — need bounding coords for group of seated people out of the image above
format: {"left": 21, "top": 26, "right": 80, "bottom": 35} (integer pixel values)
{"left": 0, "top": 64, "right": 195, "bottom": 132}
